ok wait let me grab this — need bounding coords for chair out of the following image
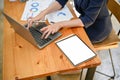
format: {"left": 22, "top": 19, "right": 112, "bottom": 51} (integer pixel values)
{"left": 93, "top": 0, "right": 120, "bottom": 80}
{"left": 108, "top": 0, "right": 120, "bottom": 36}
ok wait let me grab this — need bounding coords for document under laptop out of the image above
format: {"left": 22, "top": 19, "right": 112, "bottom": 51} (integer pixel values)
{"left": 3, "top": 12, "right": 61, "bottom": 49}
{"left": 55, "top": 34, "right": 96, "bottom": 66}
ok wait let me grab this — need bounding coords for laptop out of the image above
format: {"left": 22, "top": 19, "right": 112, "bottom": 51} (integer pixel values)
{"left": 3, "top": 12, "right": 61, "bottom": 49}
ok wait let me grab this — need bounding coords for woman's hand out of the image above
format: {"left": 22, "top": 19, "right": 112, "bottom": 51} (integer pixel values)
{"left": 40, "top": 18, "right": 84, "bottom": 39}
{"left": 27, "top": 11, "right": 46, "bottom": 29}
{"left": 40, "top": 23, "right": 62, "bottom": 39}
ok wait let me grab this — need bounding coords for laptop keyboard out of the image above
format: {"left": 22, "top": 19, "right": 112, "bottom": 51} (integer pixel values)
{"left": 29, "top": 27, "right": 52, "bottom": 46}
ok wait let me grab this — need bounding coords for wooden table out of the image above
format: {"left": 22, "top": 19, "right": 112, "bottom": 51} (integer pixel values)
{"left": 3, "top": 0, "right": 101, "bottom": 80}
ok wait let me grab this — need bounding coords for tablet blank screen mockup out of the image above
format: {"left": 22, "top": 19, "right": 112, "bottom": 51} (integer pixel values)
{"left": 55, "top": 34, "right": 96, "bottom": 66}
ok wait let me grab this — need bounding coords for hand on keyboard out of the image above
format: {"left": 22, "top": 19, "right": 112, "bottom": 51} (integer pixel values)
{"left": 40, "top": 23, "right": 62, "bottom": 39}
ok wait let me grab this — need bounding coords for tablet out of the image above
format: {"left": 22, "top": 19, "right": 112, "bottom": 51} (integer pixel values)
{"left": 55, "top": 34, "right": 96, "bottom": 66}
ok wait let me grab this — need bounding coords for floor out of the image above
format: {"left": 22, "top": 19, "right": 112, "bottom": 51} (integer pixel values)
{"left": 0, "top": 1, "right": 120, "bottom": 80}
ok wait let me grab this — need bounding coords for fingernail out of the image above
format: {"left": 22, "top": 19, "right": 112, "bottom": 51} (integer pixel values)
{"left": 45, "top": 36, "right": 47, "bottom": 39}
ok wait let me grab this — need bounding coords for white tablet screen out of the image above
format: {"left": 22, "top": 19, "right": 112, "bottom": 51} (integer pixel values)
{"left": 56, "top": 34, "right": 96, "bottom": 66}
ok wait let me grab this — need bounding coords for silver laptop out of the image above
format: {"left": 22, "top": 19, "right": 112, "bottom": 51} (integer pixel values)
{"left": 3, "top": 12, "right": 61, "bottom": 49}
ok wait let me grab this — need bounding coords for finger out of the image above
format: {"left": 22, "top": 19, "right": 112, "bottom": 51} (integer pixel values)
{"left": 45, "top": 31, "right": 52, "bottom": 39}
{"left": 27, "top": 21, "right": 32, "bottom": 29}
{"left": 27, "top": 19, "right": 31, "bottom": 29}
{"left": 35, "top": 22, "right": 39, "bottom": 26}
{"left": 51, "top": 29, "right": 56, "bottom": 34}
{"left": 27, "top": 23, "right": 31, "bottom": 29}
{"left": 27, "top": 17, "right": 33, "bottom": 24}
{"left": 41, "top": 29, "right": 49, "bottom": 39}
{"left": 40, "top": 27, "right": 48, "bottom": 32}
{"left": 29, "top": 20, "right": 33, "bottom": 27}
{"left": 27, "top": 18, "right": 33, "bottom": 29}
{"left": 27, "top": 24, "right": 30, "bottom": 29}
{"left": 32, "top": 22, "right": 39, "bottom": 28}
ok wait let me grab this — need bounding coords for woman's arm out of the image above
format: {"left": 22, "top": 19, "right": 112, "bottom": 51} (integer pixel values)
{"left": 42, "top": 1, "right": 62, "bottom": 16}
{"left": 41, "top": 18, "right": 84, "bottom": 39}
{"left": 27, "top": 0, "right": 67, "bottom": 28}
{"left": 44, "top": 0, "right": 69, "bottom": 15}
{"left": 57, "top": 18, "right": 84, "bottom": 28}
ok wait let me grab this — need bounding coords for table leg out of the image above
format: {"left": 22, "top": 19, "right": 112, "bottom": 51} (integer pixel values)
{"left": 85, "top": 67, "right": 96, "bottom": 80}
{"left": 47, "top": 76, "right": 51, "bottom": 80}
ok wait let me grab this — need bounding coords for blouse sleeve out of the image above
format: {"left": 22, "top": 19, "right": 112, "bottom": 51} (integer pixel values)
{"left": 79, "top": 0, "right": 105, "bottom": 28}
{"left": 56, "top": 0, "right": 68, "bottom": 8}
